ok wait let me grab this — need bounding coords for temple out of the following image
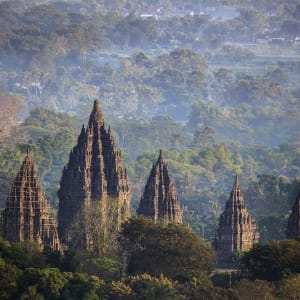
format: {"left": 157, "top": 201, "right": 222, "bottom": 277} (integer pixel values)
{"left": 286, "top": 191, "right": 300, "bottom": 238}
{"left": 57, "top": 100, "right": 131, "bottom": 248}
{"left": 2, "top": 150, "right": 60, "bottom": 250}
{"left": 137, "top": 150, "right": 182, "bottom": 223}
{"left": 215, "top": 175, "right": 259, "bottom": 267}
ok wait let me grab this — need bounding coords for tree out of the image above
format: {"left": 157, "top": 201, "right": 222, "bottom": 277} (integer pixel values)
{"left": 128, "top": 273, "right": 177, "bottom": 300}
{"left": 278, "top": 274, "right": 300, "bottom": 299}
{"left": 61, "top": 272, "right": 104, "bottom": 300}
{"left": 18, "top": 268, "right": 67, "bottom": 300}
{"left": 120, "top": 217, "right": 216, "bottom": 278}
{"left": 68, "top": 197, "right": 122, "bottom": 257}
{"left": 0, "top": 258, "right": 21, "bottom": 300}
{"left": 0, "top": 94, "right": 24, "bottom": 148}
{"left": 20, "top": 285, "right": 45, "bottom": 300}
{"left": 106, "top": 280, "right": 132, "bottom": 300}
{"left": 193, "top": 126, "right": 215, "bottom": 147}
{"left": 234, "top": 279, "right": 274, "bottom": 300}
{"left": 241, "top": 239, "right": 300, "bottom": 281}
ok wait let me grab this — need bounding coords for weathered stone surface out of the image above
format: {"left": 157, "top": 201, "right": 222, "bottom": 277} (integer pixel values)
{"left": 58, "top": 100, "right": 131, "bottom": 247}
{"left": 286, "top": 192, "right": 300, "bottom": 238}
{"left": 216, "top": 175, "right": 259, "bottom": 267}
{"left": 137, "top": 150, "right": 182, "bottom": 223}
{"left": 2, "top": 150, "right": 60, "bottom": 250}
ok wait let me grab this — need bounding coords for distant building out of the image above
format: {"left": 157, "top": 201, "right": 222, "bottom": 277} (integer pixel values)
{"left": 58, "top": 100, "right": 131, "bottom": 249}
{"left": 2, "top": 151, "right": 60, "bottom": 250}
{"left": 269, "top": 37, "right": 285, "bottom": 45}
{"left": 137, "top": 150, "right": 183, "bottom": 223}
{"left": 286, "top": 192, "right": 300, "bottom": 238}
{"left": 140, "top": 14, "right": 158, "bottom": 19}
{"left": 215, "top": 175, "right": 259, "bottom": 268}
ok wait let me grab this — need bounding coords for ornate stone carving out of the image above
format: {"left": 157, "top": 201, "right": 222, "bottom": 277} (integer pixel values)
{"left": 216, "top": 175, "right": 259, "bottom": 267}
{"left": 2, "top": 150, "right": 60, "bottom": 250}
{"left": 286, "top": 192, "right": 300, "bottom": 238}
{"left": 58, "top": 100, "right": 131, "bottom": 248}
{"left": 137, "top": 150, "right": 182, "bottom": 223}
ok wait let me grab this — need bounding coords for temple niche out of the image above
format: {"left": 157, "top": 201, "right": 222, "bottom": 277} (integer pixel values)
{"left": 57, "top": 100, "right": 131, "bottom": 249}
{"left": 137, "top": 150, "right": 182, "bottom": 223}
{"left": 2, "top": 150, "right": 60, "bottom": 250}
{"left": 286, "top": 191, "right": 300, "bottom": 239}
{"left": 215, "top": 175, "right": 259, "bottom": 267}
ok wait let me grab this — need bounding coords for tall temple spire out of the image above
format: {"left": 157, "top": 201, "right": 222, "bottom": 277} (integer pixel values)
{"left": 215, "top": 175, "right": 259, "bottom": 267}
{"left": 137, "top": 150, "right": 182, "bottom": 223}
{"left": 286, "top": 191, "right": 300, "bottom": 238}
{"left": 2, "top": 153, "right": 60, "bottom": 250}
{"left": 58, "top": 99, "right": 131, "bottom": 248}
{"left": 228, "top": 174, "right": 245, "bottom": 209}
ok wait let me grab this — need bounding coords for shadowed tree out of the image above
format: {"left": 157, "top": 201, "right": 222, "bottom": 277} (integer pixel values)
{"left": 120, "top": 217, "right": 216, "bottom": 278}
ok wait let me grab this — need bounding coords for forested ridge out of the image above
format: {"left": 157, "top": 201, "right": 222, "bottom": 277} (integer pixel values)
{"left": 1, "top": 0, "right": 300, "bottom": 298}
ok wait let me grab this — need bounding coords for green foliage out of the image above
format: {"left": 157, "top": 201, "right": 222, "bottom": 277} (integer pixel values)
{"left": 17, "top": 268, "right": 66, "bottom": 299}
{"left": 78, "top": 256, "right": 122, "bottom": 282}
{"left": 68, "top": 197, "right": 121, "bottom": 258}
{"left": 120, "top": 217, "right": 216, "bottom": 277}
{"left": 22, "top": 108, "right": 79, "bottom": 139}
{"left": 106, "top": 280, "right": 132, "bottom": 300}
{"left": 211, "top": 272, "right": 241, "bottom": 289}
{"left": 277, "top": 274, "right": 300, "bottom": 299}
{"left": 241, "top": 239, "right": 300, "bottom": 281}
{"left": 112, "top": 116, "right": 191, "bottom": 160}
{"left": 128, "top": 273, "right": 177, "bottom": 300}
{"left": 61, "top": 272, "right": 104, "bottom": 300}
{"left": 245, "top": 175, "right": 300, "bottom": 215}
{"left": 256, "top": 215, "right": 288, "bottom": 244}
{"left": 234, "top": 279, "right": 275, "bottom": 300}
{"left": 0, "top": 257, "right": 21, "bottom": 299}
{"left": 0, "top": 239, "right": 45, "bottom": 270}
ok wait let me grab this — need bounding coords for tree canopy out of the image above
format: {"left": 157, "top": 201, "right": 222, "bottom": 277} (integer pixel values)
{"left": 120, "top": 217, "right": 216, "bottom": 278}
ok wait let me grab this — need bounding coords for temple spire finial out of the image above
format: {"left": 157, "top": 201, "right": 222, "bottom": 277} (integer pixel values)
{"left": 25, "top": 149, "right": 32, "bottom": 163}
{"left": 233, "top": 174, "right": 240, "bottom": 191}
{"left": 158, "top": 149, "right": 163, "bottom": 161}
{"left": 88, "top": 99, "right": 104, "bottom": 126}
{"left": 93, "top": 99, "right": 100, "bottom": 111}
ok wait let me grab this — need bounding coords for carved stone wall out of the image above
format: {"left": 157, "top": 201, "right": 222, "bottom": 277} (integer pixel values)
{"left": 58, "top": 100, "right": 131, "bottom": 248}
{"left": 137, "top": 150, "right": 182, "bottom": 223}
{"left": 2, "top": 151, "right": 60, "bottom": 250}
{"left": 216, "top": 175, "right": 259, "bottom": 267}
{"left": 286, "top": 192, "right": 300, "bottom": 238}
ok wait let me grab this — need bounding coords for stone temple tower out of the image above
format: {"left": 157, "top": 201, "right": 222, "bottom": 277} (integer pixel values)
{"left": 286, "top": 191, "right": 300, "bottom": 238}
{"left": 58, "top": 100, "right": 131, "bottom": 248}
{"left": 2, "top": 150, "right": 60, "bottom": 250}
{"left": 137, "top": 150, "right": 182, "bottom": 223}
{"left": 216, "top": 175, "right": 259, "bottom": 267}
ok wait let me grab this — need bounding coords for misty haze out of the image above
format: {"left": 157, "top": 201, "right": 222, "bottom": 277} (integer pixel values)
{"left": 0, "top": 0, "right": 300, "bottom": 299}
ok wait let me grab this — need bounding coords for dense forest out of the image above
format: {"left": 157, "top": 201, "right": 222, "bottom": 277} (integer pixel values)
{"left": 1, "top": 0, "right": 300, "bottom": 298}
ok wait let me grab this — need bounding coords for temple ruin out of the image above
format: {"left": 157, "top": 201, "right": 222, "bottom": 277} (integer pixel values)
{"left": 2, "top": 150, "right": 60, "bottom": 250}
{"left": 215, "top": 175, "right": 259, "bottom": 267}
{"left": 137, "top": 150, "right": 182, "bottom": 223}
{"left": 57, "top": 100, "right": 131, "bottom": 249}
{"left": 286, "top": 191, "right": 300, "bottom": 238}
